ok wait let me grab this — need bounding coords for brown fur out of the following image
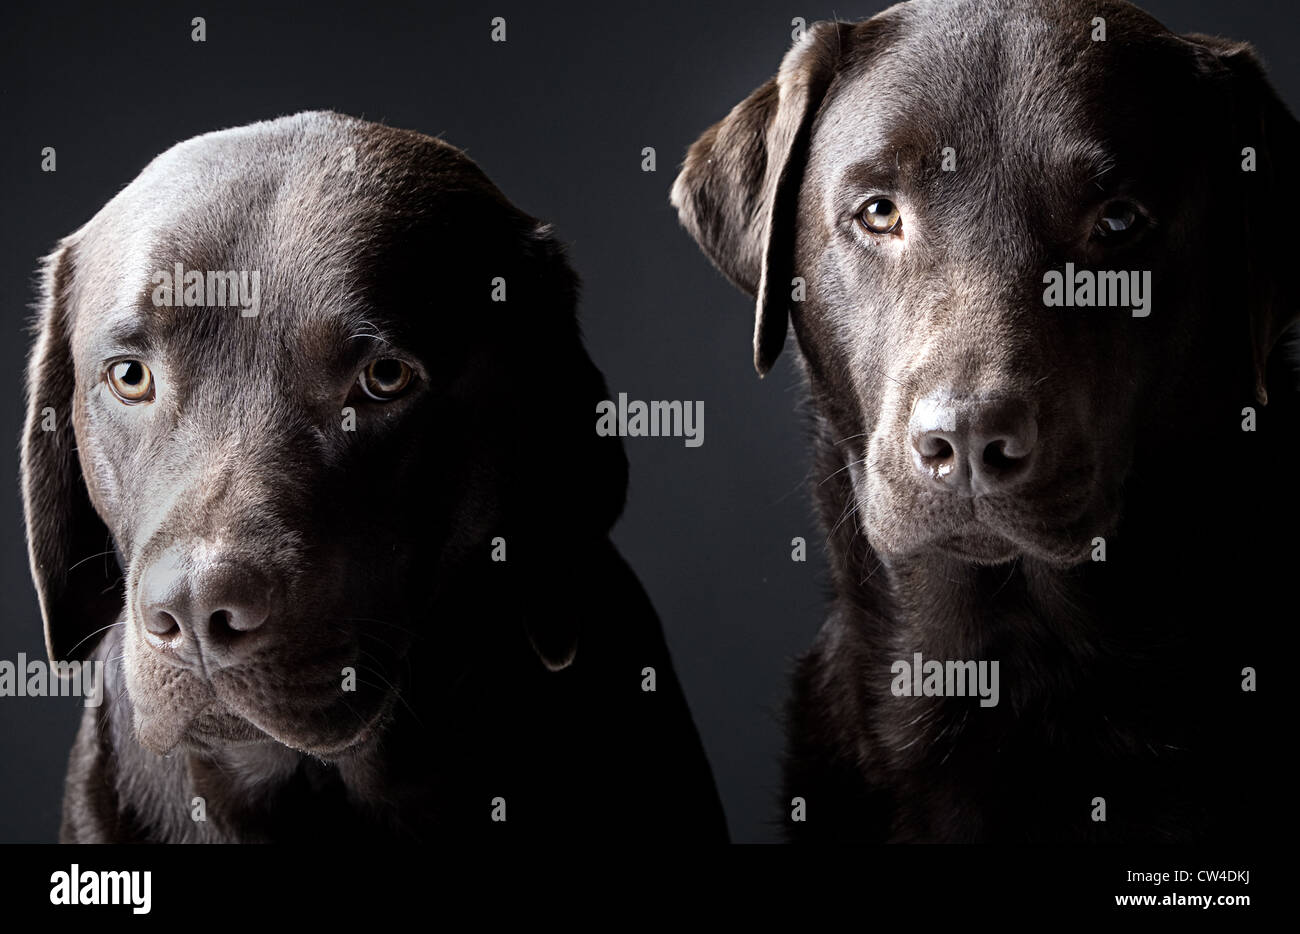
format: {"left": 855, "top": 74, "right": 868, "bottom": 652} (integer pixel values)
{"left": 27, "top": 112, "right": 726, "bottom": 842}
{"left": 674, "top": 0, "right": 1297, "bottom": 841}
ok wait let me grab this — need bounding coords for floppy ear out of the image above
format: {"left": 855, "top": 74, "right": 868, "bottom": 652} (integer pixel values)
{"left": 671, "top": 20, "right": 855, "bottom": 376}
{"left": 1187, "top": 35, "right": 1300, "bottom": 404}
{"left": 507, "top": 223, "right": 628, "bottom": 671}
{"left": 22, "top": 241, "right": 123, "bottom": 663}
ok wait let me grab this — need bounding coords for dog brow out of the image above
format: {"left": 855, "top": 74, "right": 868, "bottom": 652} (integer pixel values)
{"left": 99, "top": 313, "right": 155, "bottom": 353}
{"left": 1052, "top": 141, "right": 1118, "bottom": 192}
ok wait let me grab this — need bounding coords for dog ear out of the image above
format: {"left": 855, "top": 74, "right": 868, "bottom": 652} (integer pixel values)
{"left": 671, "top": 20, "right": 856, "bottom": 376}
{"left": 1187, "top": 35, "right": 1300, "bottom": 404}
{"left": 22, "top": 241, "right": 123, "bottom": 663}
{"left": 507, "top": 223, "right": 628, "bottom": 671}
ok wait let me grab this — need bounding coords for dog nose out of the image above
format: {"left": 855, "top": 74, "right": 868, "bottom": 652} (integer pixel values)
{"left": 138, "top": 553, "right": 272, "bottom": 669}
{"left": 908, "top": 396, "right": 1037, "bottom": 496}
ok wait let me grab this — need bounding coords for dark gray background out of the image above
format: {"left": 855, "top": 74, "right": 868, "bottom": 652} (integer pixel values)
{"left": 1, "top": 0, "right": 1295, "bottom": 843}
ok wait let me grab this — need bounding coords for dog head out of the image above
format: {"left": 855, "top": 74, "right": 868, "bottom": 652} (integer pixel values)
{"left": 24, "top": 112, "right": 625, "bottom": 756}
{"left": 673, "top": 0, "right": 1298, "bottom": 566}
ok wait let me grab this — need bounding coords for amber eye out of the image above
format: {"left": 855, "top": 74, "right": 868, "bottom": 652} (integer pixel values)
{"left": 1094, "top": 200, "right": 1145, "bottom": 241}
{"left": 858, "top": 198, "right": 902, "bottom": 235}
{"left": 358, "top": 358, "right": 414, "bottom": 401}
{"left": 107, "top": 360, "right": 154, "bottom": 404}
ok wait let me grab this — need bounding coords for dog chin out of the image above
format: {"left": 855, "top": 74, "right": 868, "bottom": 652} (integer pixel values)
{"left": 222, "top": 690, "right": 395, "bottom": 760}
{"left": 980, "top": 531, "right": 1096, "bottom": 567}
{"left": 875, "top": 527, "right": 1021, "bottom": 565}
{"left": 862, "top": 483, "right": 1109, "bottom": 568}
{"left": 132, "top": 691, "right": 391, "bottom": 760}
{"left": 934, "top": 530, "right": 1023, "bottom": 564}
{"left": 867, "top": 521, "right": 1096, "bottom": 568}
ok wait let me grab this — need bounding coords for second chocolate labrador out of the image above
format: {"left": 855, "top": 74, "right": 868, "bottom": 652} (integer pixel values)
{"left": 674, "top": 0, "right": 1297, "bottom": 841}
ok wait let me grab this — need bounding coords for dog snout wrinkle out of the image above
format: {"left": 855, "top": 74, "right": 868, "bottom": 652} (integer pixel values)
{"left": 908, "top": 396, "right": 1037, "bottom": 496}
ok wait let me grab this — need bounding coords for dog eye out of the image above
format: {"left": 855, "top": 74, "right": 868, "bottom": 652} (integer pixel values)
{"left": 106, "top": 360, "right": 155, "bottom": 404}
{"left": 1094, "top": 200, "right": 1144, "bottom": 240}
{"left": 858, "top": 198, "right": 902, "bottom": 235}
{"left": 358, "top": 358, "right": 414, "bottom": 401}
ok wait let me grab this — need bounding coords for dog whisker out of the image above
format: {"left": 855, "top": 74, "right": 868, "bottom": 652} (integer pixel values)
{"left": 62, "top": 621, "right": 126, "bottom": 658}
{"left": 66, "top": 549, "right": 118, "bottom": 573}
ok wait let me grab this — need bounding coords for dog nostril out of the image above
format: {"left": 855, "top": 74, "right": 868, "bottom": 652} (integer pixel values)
{"left": 207, "top": 609, "right": 254, "bottom": 642}
{"left": 144, "top": 610, "right": 181, "bottom": 640}
{"left": 983, "top": 440, "right": 1018, "bottom": 470}
{"left": 918, "top": 435, "right": 956, "bottom": 462}
{"left": 210, "top": 605, "right": 268, "bottom": 636}
{"left": 982, "top": 433, "right": 1034, "bottom": 474}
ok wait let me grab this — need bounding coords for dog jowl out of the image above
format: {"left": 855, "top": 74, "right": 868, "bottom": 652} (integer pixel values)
{"left": 25, "top": 111, "right": 725, "bottom": 843}
{"left": 674, "top": 0, "right": 1298, "bottom": 841}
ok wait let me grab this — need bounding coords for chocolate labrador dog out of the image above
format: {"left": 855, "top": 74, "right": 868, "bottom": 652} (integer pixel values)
{"left": 25, "top": 111, "right": 726, "bottom": 843}
{"left": 674, "top": 0, "right": 1297, "bottom": 841}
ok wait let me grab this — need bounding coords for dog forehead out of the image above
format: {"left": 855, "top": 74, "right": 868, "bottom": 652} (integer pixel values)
{"left": 71, "top": 113, "right": 505, "bottom": 353}
{"left": 813, "top": 0, "right": 1188, "bottom": 186}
